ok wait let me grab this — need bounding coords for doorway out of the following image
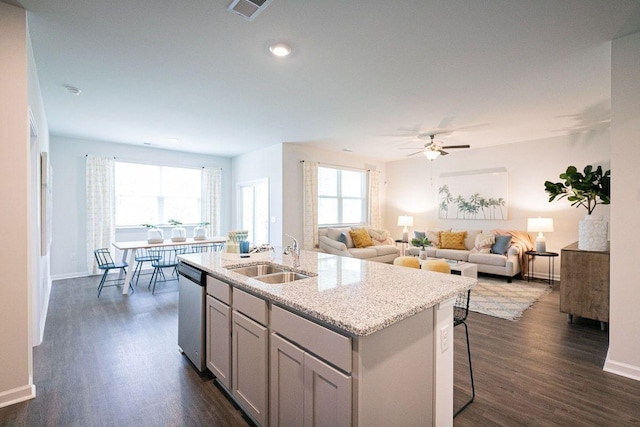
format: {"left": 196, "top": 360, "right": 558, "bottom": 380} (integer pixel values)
{"left": 238, "top": 179, "right": 269, "bottom": 246}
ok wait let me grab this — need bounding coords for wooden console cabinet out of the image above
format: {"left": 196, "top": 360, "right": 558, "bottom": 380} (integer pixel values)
{"left": 560, "top": 241, "right": 610, "bottom": 328}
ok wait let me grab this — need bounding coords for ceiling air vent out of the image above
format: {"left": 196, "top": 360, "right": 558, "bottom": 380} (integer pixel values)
{"left": 227, "top": 0, "right": 273, "bottom": 21}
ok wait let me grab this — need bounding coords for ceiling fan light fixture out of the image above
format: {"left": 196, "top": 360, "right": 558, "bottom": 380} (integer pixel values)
{"left": 424, "top": 150, "right": 440, "bottom": 161}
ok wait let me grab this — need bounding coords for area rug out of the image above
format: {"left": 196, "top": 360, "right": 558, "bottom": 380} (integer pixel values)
{"left": 468, "top": 278, "right": 551, "bottom": 321}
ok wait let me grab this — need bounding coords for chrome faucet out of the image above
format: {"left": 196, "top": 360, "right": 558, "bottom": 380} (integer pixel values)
{"left": 283, "top": 234, "right": 300, "bottom": 267}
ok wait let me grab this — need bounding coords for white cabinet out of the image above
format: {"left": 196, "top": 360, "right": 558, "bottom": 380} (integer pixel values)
{"left": 270, "top": 307, "right": 352, "bottom": 427}
{"left": 232, "top": 310, "right": 268, "bottom": 426}
{"left": 206, "top": 295, "right": 231, "bottom": 390}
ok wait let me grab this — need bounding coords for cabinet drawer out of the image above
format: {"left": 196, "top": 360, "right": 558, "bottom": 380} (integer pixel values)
{"left": 233, "top": 288, "right": 268, "bottom": 325}
{"left": 206, "top": 275, "right": 231, "bottom": 305}
{"left": 271, "top": 305, "right": 352, "bottom": 373}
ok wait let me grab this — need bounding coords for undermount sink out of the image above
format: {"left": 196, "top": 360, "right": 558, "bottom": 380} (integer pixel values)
{"left": 229, "top": 264, "right": 284, "bottom": 277}
{"left": 228, "top": 263, "right": 314, "bottom": 284}
{"left": 255, "top": 271, "right": 311, "bottom": 284}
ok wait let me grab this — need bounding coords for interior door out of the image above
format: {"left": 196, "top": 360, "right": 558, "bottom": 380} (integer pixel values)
{"left": 239, "top": 179, "right": 269, "bottom": 246}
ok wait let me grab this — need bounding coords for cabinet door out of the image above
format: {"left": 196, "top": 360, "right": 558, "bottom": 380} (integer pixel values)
{"left": 206, "top": 295, "right": 231, "bottom": 390}
{"left": 270, "top": 333, "right": 304, "bottom": 427}
{"left": 304, "top": 352, "right": 352, "bottom": 427}
{"left": 232, "top": 311, "right": 268, "bottom": 426}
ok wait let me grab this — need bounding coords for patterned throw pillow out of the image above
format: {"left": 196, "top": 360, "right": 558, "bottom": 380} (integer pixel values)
{"left": 439, "top": 231, "right": 467, "bottom": 250}
{"left": 349, "top": 228, "right": 374, "bottom": 248}
{"left": 368, "top": 228, "right": 391, "bottom": 245}
{"left": 425, "top": 230, "right": 441, "bottom": 248}
{"left": 472, "top": 232, "right": 495, "bottom": 253}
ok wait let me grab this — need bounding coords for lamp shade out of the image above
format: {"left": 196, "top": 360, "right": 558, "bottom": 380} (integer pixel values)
{"left": 397, "top": 215, "right": 414, "bottom": 227}
{"left": 527, "top": 217, "right": 554, "bottom": 233}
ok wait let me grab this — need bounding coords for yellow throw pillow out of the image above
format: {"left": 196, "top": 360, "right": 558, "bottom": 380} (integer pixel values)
{"left": 439, "top": 231, "right": 467, "bottom": 250}
{"left": 349, "top": 228, "right": 374, "bottom": 248}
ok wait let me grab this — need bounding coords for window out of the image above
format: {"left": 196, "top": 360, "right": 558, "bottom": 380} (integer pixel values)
{"left": 239, "top": 179, "right": 269, "bottom": 245}
{"left": 115, "top": 162, "right": 202, "bottom": 226}
{"left": 318, "top": 166, "right": 367, "bottom": 226}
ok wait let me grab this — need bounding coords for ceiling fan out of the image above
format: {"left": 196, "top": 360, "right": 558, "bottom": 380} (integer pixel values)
{"left": 403, "top": 134, "right": 470, "bottom": 160}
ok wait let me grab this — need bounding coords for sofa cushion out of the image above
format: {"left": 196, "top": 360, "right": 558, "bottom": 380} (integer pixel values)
{"left": 350, "top": 228, "right": 374, "bottom": 248}
{"left": 468, "top": 252, "right": 507, "bottom": 267}
{"left": 414, "top": 231, "right": 426, "bottom": 240}
{"left": 491, "top": 235, "right": 512, "bottom": 254}
{"left": 328, "top": 227, "right": 354, "bottom": 248}
{"left": 435, "top": 249, "right": 470, "bottom": 262}
{"left": 472, "top": 232, "right": 495, "bottom": 253}
{"left": 440, "top": 231, "right": 467, "bottom": 250}
{"left": 368, "top": 228, "right": 392, "bottom": 245}
{"left": 454, "top": 229, "right": 481, "bottom": 251}
{"left": 348, "top": 247, "right": 378, "bottom": 259}
{"left": 373, "top": 245, "right": 400, "bottom": 256}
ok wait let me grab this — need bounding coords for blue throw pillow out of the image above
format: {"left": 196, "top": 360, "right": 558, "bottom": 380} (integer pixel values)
{"left": 338, "top": 232, "right": 348, "bottom": 245}
{"left": 491, "top": 235, "right": 512, "bottom": 255}
{"left": 414, "top": 231, "right": 426, "bottom": 239}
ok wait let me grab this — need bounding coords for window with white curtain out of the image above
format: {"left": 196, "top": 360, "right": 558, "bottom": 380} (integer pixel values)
{"left": 115, "top": 162, "right": 202, "bottom": 226}
{"left": 318, "top": 166, "right": 367, "bottom": 226}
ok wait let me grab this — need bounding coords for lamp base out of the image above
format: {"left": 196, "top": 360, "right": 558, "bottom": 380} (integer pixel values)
{"left": 402, "top": 227, "right": 408, "bottom": 243}
{"left": 535, "top": 234, "right": 546, "bottom": 253}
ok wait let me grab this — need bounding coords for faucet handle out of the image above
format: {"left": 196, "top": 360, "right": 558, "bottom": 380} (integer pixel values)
{"left": 285, "top": 234, "right": 299, "bottom": 249}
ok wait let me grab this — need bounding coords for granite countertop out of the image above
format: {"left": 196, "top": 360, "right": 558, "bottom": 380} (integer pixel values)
{"left": 179, "top": 250, "right": 476, "bottom": 337}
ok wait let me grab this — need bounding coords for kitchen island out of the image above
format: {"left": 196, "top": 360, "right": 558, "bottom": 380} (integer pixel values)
{"left": 179, "top": 249, "right": 475, "bottom": 427}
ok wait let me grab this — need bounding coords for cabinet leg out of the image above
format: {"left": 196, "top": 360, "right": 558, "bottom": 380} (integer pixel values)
{"left": 567, "top": 314, "right": 573, "bottom": 324}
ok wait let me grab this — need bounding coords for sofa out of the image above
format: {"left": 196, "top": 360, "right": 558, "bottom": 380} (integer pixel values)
{"left": 407, "top": 228, "right": 532, "bottom": 281}
{"left": 318, "top": 227, "right": 400, "bottom": 263}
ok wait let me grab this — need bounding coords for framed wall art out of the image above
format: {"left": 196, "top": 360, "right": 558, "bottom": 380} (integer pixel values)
{"left": 438, "top": 167, "right": 508, "bottom": 220}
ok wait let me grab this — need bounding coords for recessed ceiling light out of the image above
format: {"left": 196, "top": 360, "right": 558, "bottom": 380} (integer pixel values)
{"left": 269, "top": 42, "right": 292, "bottom": 57}
{"left": 342, "top": 148, "right": 353, "bottom": 152}
{"left": 64, "top": 85, "right": 81, "bottom": 95}
{"left": 168, "top": 138, "right": 180, "bottom": 144}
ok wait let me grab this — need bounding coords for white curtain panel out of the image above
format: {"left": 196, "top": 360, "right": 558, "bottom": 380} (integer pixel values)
{"left": 86, "top": 156, "right": 115, "bottom": 274}
{"left": 367, "top": 169, "right": 381, "bottom": 229}
{"left": 202, "top": 167, "right": 222, "bottom": 237}
{"left": 302, "top": 161, "right": 319, "bottom": 250}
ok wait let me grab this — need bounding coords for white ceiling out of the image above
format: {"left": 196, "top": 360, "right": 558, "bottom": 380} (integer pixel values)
{"left": 15, "top": 0, "right": 640, "bottom": 161}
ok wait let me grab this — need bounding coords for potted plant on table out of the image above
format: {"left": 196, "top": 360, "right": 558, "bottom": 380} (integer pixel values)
{"left": 168, "top": 219, "right": 187, "bottom": 242}
{"left": 411, "top": 236, "right": 432, "bottom": 260}
{"left": 142, "top": 224, "right": 164, "bottom": 244}
{"left": 193, "top": 221, "right": 210, "bottom": 241}
{"left": 544, "top": 164, "right": 610, "bottom": 251}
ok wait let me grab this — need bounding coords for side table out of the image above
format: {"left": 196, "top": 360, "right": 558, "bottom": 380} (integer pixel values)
{"left": 394, "top": 239, "right": 408, "bottom": 256}
{"left": 525, "top": 250, "right": 558, "bottom": 286}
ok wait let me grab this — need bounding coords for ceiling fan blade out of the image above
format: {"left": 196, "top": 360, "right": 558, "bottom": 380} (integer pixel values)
{"left": 441, "top": 145, "right": 470, "bottom": 149}
{"left": 439, "top": 150, "right": 450, "bottom": 156}
{"left": 406, "top": 150, "right": 424, "bottom": 157}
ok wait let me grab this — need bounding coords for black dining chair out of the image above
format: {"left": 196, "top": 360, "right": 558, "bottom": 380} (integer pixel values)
{"left": 148, "top": 247, "right": 179, "bottom": 294}
{"left": 454, "top": 289, "right": 475, "bottom": 417}
{"left": 94, "top": 248, "right": 130, "bottom": 297}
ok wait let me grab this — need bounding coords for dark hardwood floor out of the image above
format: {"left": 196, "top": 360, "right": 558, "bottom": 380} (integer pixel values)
{"left": 1, "top": 275, "right": 639, "bottom": 426}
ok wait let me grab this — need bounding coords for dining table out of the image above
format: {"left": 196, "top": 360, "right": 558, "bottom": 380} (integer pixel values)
{"left": 112, "top": 237, "right": 226, "bottom": 295}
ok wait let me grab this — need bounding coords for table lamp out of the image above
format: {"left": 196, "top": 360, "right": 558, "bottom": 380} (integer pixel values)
{"left": 527, "top": 217, "right": 554, "bottom": 253}
{"left": 397, "top": 215, "right": 414, "bottom": 242}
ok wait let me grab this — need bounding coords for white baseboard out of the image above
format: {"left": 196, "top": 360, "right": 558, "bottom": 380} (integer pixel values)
{"left": 0, "top": 384, "right": 36, "bottom": 409}
{"left": 51, "top": 272, "right": 91, "bottom": 280}
{"left": 604, "top": 354, "right": 640, "bottom": 381}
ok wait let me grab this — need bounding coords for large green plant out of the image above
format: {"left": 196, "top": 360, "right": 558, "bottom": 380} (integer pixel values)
{"left": 544, "top": 165, "right": 610, "bottom": 215}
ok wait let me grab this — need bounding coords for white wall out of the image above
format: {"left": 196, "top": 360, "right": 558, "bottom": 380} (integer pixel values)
{"left": 231, "top": 143, "right": 283, "bottom": 247}
{"left": 282, "top": 143, "right": 388, "bottom": 245}
{"left": 606, "top": 31, "right": 640, "bottom": 381}
{"left": 49, "top": 136, "right": 232, "bottom": 279}
{"left": 27, "top": 18, "right": 51, "bottom": 347}
{"left": 0, "top": 2, "right": 36, "bottom": 407}
{"left": 385, "top": 132, "right": 610, "bottom": 279}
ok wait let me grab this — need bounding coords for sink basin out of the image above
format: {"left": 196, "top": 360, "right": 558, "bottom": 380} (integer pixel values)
{"left": 255, "top": 271, "right": 311, "bottom": 284}
{"left": 229, "top": 264, "right": 284, "bottom": 277}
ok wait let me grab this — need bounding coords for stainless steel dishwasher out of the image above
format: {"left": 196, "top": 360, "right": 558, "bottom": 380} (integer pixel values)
{"left": 177, "top": 261, "right": 206, "bottom": 372}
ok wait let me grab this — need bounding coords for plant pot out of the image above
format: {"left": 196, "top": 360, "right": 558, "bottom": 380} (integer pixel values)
{"left": 419, "top": 249, "right": 427, "bottom": 260}
{"left": 171, "top": 226, "right": 187, "bottom": 242}
{"left": 147, "top": 228, "right": 164, "bottom": 244}
{"left": 578, "top": 214, "right": 608, "bottom": 251}
{"left": 193, "top": 226, "right": 207, "bottom": 241}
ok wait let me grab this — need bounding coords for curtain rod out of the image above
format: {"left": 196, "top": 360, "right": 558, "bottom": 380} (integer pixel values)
{"left": 86, "top": 154, "right": 116, "bottom": 159}
{"left": 300, "top": 160, "right": 373, "bottom": 172}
